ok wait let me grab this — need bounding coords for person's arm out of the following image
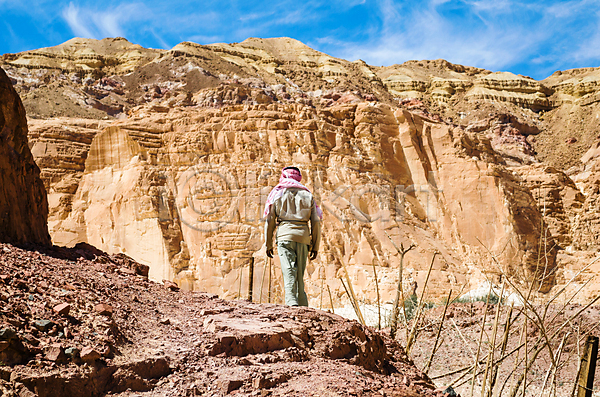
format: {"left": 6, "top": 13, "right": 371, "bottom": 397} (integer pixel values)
{"left": 309, "top": 198, "right": 321, "bottom": 259}
{"left": 265, "top": 204, "right": 277, "bottom": 257}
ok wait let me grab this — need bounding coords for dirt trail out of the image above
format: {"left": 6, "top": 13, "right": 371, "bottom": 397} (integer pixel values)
{"left": 0, "top": 242, "right": 441, "bottom": 397}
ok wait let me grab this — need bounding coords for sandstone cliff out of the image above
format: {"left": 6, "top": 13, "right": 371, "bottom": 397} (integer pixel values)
{"left": 27, "top": 100, "right": 557, "bottom": 305}
{"left": 4, "top": 37, "right": 599, "bottom": 170}
{"left": 5, "top": 37, "right": 600, "bottom": 305}
{"left": 0, "top": 67, "right": 50, "bottom": 245}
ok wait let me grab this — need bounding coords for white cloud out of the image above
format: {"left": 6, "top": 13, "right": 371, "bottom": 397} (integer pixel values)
{"left": 0, "top": 0, "right": 25, "bottom": 7}
{"left": 95, "top": 12, "right": 124, "bottom": 38}
{"left": 62, "top": 2, "right": 95, "bottom": 38}
{"left": 331, "top": 0, "right": 533, "bottom": 69}
{"left": 321, "top": 0, "right": 600, "bottom": 77}
{"left": 238, "top": 11, "right": 276, "bottom": 23}
{"left": 235, "top": 1, "right": 322, "bottom": 30}
{"left": 570, "top": 11, "right": 600, "bottom": 63}
{"left": 61, "top": 2, "right": 150, "bottom": 40}
{"left": 186, "top": 34, "right": 226, "bottom": 45}
{"left": 467, "top": 0, "right": 513, "bottom": 13}
{"left": 149, "top": 29, "right": 172, "bottom": 49}
{"left": 545, "top": 0, "right": 594, "bottom": 18}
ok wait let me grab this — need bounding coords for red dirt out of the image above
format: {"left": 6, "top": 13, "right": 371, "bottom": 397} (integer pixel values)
{"left": 0, "top": 242, "right": 442, "bottom": 397}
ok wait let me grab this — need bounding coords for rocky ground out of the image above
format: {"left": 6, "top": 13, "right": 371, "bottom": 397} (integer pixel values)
{"left": 0, "top": 242, "right": 443, "bottom": 397}
{"left": 3, "top": 241, "right": 599, "bottom": 397}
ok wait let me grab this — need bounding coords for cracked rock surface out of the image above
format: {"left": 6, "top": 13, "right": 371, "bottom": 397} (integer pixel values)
{"left": 0, "top": 242, "right": 439, "bottom": 397}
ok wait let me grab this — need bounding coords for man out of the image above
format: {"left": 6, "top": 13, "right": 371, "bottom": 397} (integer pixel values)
{"left": 264, "top": 166, "right": 322, "bottom": 306}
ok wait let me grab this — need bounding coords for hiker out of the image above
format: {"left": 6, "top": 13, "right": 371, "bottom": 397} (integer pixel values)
{"left": 264, "top": 166, "right": 322, "bottom": 306}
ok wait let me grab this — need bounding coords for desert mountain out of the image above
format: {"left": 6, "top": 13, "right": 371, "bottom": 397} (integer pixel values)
{"left": 2, "top": 37, "right": 600, "bottom": 307}
{"left": 0, "top": 40, "right": 446, "bottom": 397}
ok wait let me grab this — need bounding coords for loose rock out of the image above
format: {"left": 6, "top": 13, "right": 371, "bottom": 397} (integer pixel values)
{"left": 53, "top": 303, "right": 71, "bottom": 316}
{"left": 33, "top": 320, "right": 54, "bottom": 332}
{"left": 162, "top": 280, "right": 180, "bottom": 291}
{"left": 80, "top": 347, "right": 101, "bottom": 362}
{"left": 94, "top": 303, "right": 114, "bottom": 317}
{"left": 45, "top": 344, "right": 66, "bottom": 363}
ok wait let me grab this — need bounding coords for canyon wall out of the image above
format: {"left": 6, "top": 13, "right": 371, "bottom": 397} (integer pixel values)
{"left": 27, "top": 100, "right": 558, "bottom": 305}
{"left": 5, "top": 37, "right": 600, "bottom": 170}
{"left": 0, "top": 67, "right": 50, "bottom": 245}
{"left": 4, "top": 37, "right": 600, "bottom": 303}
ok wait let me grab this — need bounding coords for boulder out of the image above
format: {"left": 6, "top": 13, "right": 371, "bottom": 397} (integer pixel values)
{"left": 0, "top": 327, "right": 30, "bottom": 365}
{"left": 94, "top": 303, "right": 114, "bottom": 316}
{"left": 33, "top": 320, "right": 54, "bottom": 332}
{"left": 80, "top": 347, "right": 101, "bottom": 362}
{"left": 45, "top": 344, "right": 66, "bottom": 363}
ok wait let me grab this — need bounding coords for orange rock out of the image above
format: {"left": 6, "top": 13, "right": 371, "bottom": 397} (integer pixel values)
{"left": 29, "top": 102, "right": 560, "bottom": 302}
{"left": 0, "top": 68, "right": 50, "bottom": 246}
{"left": 80, "top": 346, "right": 101, "bottom": 362}
{"left": 53, "top": 303, "right": 71, "bottom": 316}
{"left": 0, "top": 341, "right": 9, "bottom": 352}
{"left": 94, "top": 303, "right": 114, "bottom": 316}
{"left": 162, "top": 280, "right": 180, "bottom": 291}
{"left": 45, "top": 344, "right": 66, "bottom": 362}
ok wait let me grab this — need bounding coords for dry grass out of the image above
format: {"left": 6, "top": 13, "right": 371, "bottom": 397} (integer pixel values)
{"left": 379, "top": 232, "right": 600, "bottom": 397}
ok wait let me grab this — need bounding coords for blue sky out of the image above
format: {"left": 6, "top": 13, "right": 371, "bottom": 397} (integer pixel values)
{"left": 1, "top": 0, "right": 599, "bottom": 80}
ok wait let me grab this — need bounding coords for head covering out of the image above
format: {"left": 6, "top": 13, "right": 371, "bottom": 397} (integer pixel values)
{"left": 263, "top": 167, "right": 323, "bottom": 219}
{"left": 281, "top": 167, "right": 302, "bottom": 182}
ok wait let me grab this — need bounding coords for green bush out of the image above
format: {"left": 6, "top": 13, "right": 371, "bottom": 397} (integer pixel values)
{"left": 403, "top": 294, "right": 435, "bottom": 320}
{"left": 456, "top": 292, "right": 503, "bottom": 305}
{"left": 404, "top": 294, "right": 418, "bottom": 320}
{"left": 384, "top": 294, "right": 438, "bottom": 330}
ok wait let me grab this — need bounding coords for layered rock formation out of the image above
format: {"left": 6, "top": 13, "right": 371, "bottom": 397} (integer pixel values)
{"left": 27, "top": 100, "right": 558, "bottom": 304}
{"left": 5, "top": 37, "right": 600, "bottom": 304}
{"left": 5, "top": 37, "right": 599, "bottom": 169}
{"left": 0, "top": 67, "right": 50, "bottom": 245}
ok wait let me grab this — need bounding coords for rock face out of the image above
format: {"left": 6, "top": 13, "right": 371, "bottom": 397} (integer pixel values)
{"left": 6, "top": 37, "right": 600, "bottom": 303}
{"left": 4, "top": 37, "right": 600, "bottom": 169}
{"left": 0, "top": 67, "right": 50, "bottom": 245}
{"left": 28, "top": 100, "right": 557, "bottom": 302}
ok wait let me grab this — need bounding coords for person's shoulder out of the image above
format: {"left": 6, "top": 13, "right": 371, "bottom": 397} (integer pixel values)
{"left": 281, "top": 188, "right": 312, "bottom": 200}
{"left": 298, "top": 189, "right": 314, "bottom": 202}
{"left": 292, "top": 188, "right": 312, "bottom": 195}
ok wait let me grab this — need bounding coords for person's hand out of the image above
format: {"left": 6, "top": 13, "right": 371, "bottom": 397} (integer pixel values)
{"left": 309, "top": 251, "right": 318, "bottom": 260}
{"left": 266, "top": 248, "right": 274, "bottom": 258}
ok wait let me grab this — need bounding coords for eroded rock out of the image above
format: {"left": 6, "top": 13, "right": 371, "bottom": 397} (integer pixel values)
{"left": 0, "top": 67, "right": 50, "bottom": 245}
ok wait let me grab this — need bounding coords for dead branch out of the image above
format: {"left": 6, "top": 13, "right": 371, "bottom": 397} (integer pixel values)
{"left": 424, "top": 288, "right": 452, "bottom": 374}
{"left": 406, "top": 251, "right": 437, "bottom": 355}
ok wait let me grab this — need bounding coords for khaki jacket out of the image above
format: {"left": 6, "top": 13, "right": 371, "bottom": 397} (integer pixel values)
{"left": 264, "top": 188, "right": 321, "bottom": 251}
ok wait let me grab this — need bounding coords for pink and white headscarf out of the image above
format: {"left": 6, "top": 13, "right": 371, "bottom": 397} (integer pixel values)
{"left": 263, "top": 167, "right": 323, "bottom": 219}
